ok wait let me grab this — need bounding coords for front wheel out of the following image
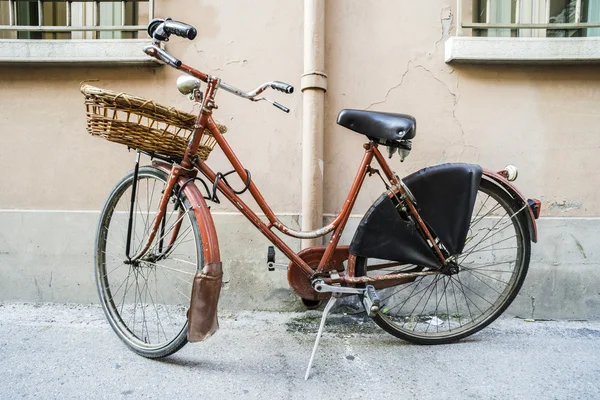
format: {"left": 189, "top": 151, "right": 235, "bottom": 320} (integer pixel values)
{"left": 95, "top": 166, "right": 203, "bottom": 358}
{"left": 355, "top": 179, "right": 531, "bottom": 344}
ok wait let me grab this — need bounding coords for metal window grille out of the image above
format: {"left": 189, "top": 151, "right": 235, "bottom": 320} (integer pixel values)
{"left": 455, "top": 0, "right": 600, "bottom": 36}
{"left": 0, "top": 0, "right": 153, "bottom": 39}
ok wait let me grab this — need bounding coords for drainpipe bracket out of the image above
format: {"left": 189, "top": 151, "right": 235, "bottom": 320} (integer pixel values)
{"left": 301, "top": 71, "right": 328, "bottom": 92}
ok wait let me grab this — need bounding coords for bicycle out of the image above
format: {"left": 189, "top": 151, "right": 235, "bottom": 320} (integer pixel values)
{"left": 84, "top": 18, "right": 541, "bottom": 378}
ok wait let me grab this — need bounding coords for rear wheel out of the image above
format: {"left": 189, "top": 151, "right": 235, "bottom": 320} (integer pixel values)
{"left": 355, "top": 179, "right": 531, "bottom": 344}
{"left": 95, "top": 166, "right": 202, "bottom": 358}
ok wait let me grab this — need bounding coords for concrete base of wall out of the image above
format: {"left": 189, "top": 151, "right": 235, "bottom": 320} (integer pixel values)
{"left": 0, "top": 210, "right": 598, "bottom": 319}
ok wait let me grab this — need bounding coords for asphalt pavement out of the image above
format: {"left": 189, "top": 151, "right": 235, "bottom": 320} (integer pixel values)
{"left": 1, "top": 302, "right": 599, "bottom": 400}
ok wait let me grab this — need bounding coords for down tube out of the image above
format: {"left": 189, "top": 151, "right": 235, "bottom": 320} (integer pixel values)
{"left": 196, "top": 161, "right": 316, "bottom": 277}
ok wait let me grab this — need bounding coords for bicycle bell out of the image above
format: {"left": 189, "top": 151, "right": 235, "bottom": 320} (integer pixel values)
{"left": 177, "top": 74, "right": 202, "bottom": 99}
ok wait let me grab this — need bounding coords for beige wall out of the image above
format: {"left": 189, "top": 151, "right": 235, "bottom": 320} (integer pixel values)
{"left": 0, "top": 0, "right": 304, "bottom": 214}
{"left": 2, "top": 0, "right": 599, "bottom": 217}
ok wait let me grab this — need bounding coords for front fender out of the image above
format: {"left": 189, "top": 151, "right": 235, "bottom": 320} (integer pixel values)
{"left": 153, "top": 161, "right": 223, "bottom": 342}
{"left": 152, "top": 161, "right": 221, "bottom": 264}
{"left": 482, "top": 169, "right": 538, "bottom": 243}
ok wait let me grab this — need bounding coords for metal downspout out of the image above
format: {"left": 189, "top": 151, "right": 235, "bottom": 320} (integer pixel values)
{"left": 301, "top": 0, "right": 327, "bottom": 248}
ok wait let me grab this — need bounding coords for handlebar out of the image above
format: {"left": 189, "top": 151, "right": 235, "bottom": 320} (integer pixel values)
{"left": 148, "top": 18, "right": 197, "bottom": 41}
{"left": 145, "top": 18, "right": 294, "bottom": 113}
{"left": 164, "top": 19, "right": 197, "bottom": 40}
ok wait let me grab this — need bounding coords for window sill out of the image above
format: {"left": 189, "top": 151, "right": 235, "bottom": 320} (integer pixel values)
{"left": 445, "top": 37, "right": 600, "bottom": 63}
{"left": 0, "top": 39, "right": 160, "bottom": 65}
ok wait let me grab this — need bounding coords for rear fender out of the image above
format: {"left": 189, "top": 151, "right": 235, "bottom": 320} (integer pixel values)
{"left": 482, "top": 169, "right": 538, "bottom": 243}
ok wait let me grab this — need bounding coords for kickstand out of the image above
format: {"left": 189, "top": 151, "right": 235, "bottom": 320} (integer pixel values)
{"left": 304, "top": 294, "right": 338, "bottom": 380}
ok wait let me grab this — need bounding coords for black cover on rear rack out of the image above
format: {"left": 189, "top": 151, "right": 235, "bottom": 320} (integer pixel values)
{"left": 349, "top": 163, "right": 482, "bottom": 267}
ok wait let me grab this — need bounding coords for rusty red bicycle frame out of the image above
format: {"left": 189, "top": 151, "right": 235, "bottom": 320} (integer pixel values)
{"left": 133, "top": 60, "right": 445, "bottom": 287}
{"left": 195, "top": 118, "right": 444, "bottom": 286}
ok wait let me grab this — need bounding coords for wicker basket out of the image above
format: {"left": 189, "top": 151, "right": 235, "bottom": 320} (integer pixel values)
{"left": 80, "top": 84, "right": 227, "bottom": 160}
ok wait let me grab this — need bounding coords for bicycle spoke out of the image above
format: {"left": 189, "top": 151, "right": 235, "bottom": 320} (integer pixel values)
{"left": 461, "top": 267, "right": 512, "bottom": 286}
{"left": 145, "top": 268, "right": 169, "bottom": 343}
{"left": 451, "top": 278, "right": 462, "bottom": 329}
{"left": 452, "top": 274, "right": 493, "bottom": 309}
{"left": 462, "top": 270, "right": 503, "bottom": 296}
{"left": 460, "top": 235, "right": 517, "bottom": 259}
{"left": 469, "top": 201, "right": 501, "bottom": 230}
{"left": 157, "top": 267, "right": 190, "bottom": 302}
{"left": 443, "top": 277, "right": 451, "bottom": 332}
{"left": 413, "top": 276, "right": 441, "bottom": 331}
{"left": 452, "top": 274, "right": 482, "bottom": 317}
{"left": 119, "top": 265, "right": 135, "bottom": 316}
{"left": 140, "top": 259, "right": 196, "bottom": 277}
{"left": 143, "top": 209, "right": 191, "bottom": 255}
{"left": 464, "top": 246, "right": 517, "bottom": 254}
{"left": 460, "top": 260, "right": 516, "bottom": 270}
{"left": 152, "top": 266, "right": 175, "bottom": 341}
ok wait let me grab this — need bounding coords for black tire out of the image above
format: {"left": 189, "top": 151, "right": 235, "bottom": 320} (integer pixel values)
{"left": 355, "top": 178, "right": 531, "bottom": 344}
{"left": 95, "top": 166, "right": 202, "bottom": 358}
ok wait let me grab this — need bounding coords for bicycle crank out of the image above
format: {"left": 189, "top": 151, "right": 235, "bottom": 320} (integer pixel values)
{"left": 312, "top": 280, "right": 381, "bottom": 318}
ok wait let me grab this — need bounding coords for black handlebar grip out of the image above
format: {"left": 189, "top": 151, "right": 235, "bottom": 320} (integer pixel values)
{"left": 147, "top": 18, "right": 164, "bottom": 38}
{"left": 271, "top": 81, "right": 294, "bottom": 94}
{"left": 163, "top": 18, "right": 197, "bottom": 40}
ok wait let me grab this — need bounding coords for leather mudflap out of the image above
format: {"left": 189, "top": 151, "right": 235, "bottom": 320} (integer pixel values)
{"left": 187, "top": 262, "right": 223, "bottom": 342}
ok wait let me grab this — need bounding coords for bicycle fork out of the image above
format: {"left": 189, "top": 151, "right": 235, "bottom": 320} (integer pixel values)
{"left": 125, "top": 153, "right": 185, "bottom": 263}
{"left": 125, "top": 150, "right": 141, "bottom": 261}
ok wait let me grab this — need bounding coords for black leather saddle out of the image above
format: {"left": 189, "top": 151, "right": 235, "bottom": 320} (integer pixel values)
{"left": 336, "top": 109, "right": 417, "bottom": 146}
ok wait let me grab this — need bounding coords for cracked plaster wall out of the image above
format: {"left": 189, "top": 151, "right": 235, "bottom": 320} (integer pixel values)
{"left": 324, "top": 0, "right": 600, "bottom": 218}
{"left": 0, "top": 0, "right": 598, "bottom": 217}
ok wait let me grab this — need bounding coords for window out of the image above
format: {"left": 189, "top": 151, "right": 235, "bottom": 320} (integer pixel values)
{"left": 0, "top": 0, "right": 156, "bottom": 63}
{"left": 446, "top": 0, "right": 600, "bottom": 62}
{"left": 471, "top": 0, "right": 600, "bottom": 37}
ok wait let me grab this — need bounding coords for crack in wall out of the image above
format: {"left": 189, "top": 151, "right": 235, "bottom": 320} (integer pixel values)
{"left": 361, "top": 47, "right": 473, "bottom": 159}
{"left": 214, "top": 59, "right": 248, "bottom": 71}
{"left": 364, "top": 60, "right": 412, "bottom": 111}
{"left": 414, "top": 64, "right": 466, "bottom": 144}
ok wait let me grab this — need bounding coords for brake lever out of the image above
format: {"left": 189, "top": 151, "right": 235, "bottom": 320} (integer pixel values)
{"left": 272, "top": 102, "right": 290, "bottom": 113}
{"left": 255, "top": 97, "right": 290, "bottom": 113}
{"left": 143, "top": 45, "right": 181, "bottom": 68}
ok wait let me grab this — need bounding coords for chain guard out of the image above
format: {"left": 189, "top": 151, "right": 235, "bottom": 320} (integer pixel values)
{"left": 287, "top": 245, "right": 349, "bottom": 301}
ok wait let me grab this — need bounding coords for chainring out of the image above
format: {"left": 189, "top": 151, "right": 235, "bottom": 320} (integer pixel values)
{"left": 287, "top": 245, "right": 349, "bottom": 301}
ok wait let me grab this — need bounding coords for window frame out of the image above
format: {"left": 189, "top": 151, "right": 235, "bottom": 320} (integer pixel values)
{"left": 0, "top": 0, "right": 158, "bottom": 64}
{"left": 447, "top": 0, "right": 600, "bottom": 63}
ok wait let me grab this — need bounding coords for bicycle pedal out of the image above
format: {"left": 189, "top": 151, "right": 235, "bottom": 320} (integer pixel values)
{"left": 363, "top": 285, "right": 381, "bottom": 318}
{"left": 267, "top": 246, "right": 287, "bottom": 271}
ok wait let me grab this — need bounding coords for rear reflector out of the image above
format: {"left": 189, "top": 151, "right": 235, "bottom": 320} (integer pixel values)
{"left": 527, "top": 198, "right": 541, "bottom": 219}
